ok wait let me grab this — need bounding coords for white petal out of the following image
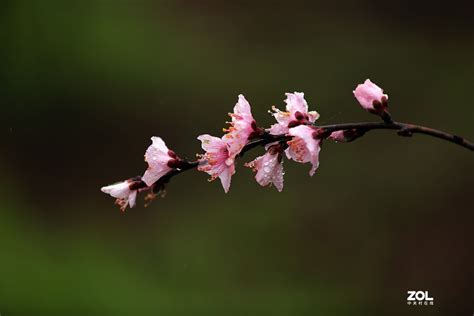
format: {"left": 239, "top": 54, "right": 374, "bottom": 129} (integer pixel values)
{"left": 128, "top": 190, "right": 138, "bottom": 208}
{"left": 269, "top": 123, "right": 289, "bottom": 135}
{"left": 101, "top": 181, "right": 131, "bottom": 199}
{"left": 285, "top": 92, "right": 308, "bottom": 115}
{"left": 234, "top": 94, "right": 252, "bottom": 119}
{"left": 150, "top": 136, "right": 169, "bottom": 153}
{"left": 198, "top": 134, "right": 226, "bottom": 152}
{"left": 142, "top": 167, "right": 171, "bottom": 186}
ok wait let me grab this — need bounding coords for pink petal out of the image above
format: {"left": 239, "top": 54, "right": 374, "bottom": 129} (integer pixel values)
{"left": 198, "top": 134, "right": 236, "bottom": 193}
{"left": 285, "top": 92, "right": 308, "bottom": 115}
{"left": 269, "top": 123, "right": 289, "bottom": 135}
{"left": 142, "top": 168, "right": 171, "bottom": 186}
{"left": 198, "top": 134, "right": 227, "bottom": 153}
{"left": 285, "top": 139, "right": 310, "bottom": 162}
{"left": 329, "top": 130, "right": 345, "bottom": 142}
{"left": 128, "top": 190, "right": 138, "bottom": 208}
{"left": 271, "top": 106, "right": 292, "bottom": 127}
{"left": 308, "top": 111, "right": 320, "bottom": 123}
{"left": 142, "top": 137, "right": 174, "bottom": 186}
{"left": 149, "top": 136, "right": 168, "bottom": 153}
{"left": 308, "top": 143, "right": 321, "bottom": 176}
{"left": 233, "top": 94, "right": 253, "bottom": 121}
{"left": 287, "top": 125, "right": 322, "bottom": 176}
{"left": 289, "top": 125, "right": 318, "bottom": 153}
{"left": 225, "top": 95, "right": 257, "bottom": 157}
{"left": 218, "top": 164, "right": 234, "bottom": 193}
{"left": 249, "top": 151, "right": 284, "bottom": 192}
{"left": 270, "top": 93, "right": 319, "bottom": 133}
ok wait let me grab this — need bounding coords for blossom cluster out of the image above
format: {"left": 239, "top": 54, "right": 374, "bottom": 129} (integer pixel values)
{"left": 102, "top": 79, "right": 389, "bottom": 211}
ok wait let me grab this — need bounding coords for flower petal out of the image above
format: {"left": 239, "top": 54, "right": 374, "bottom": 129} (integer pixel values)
{"left": 233, "top": 94, "right": 253, "bottom": 120}
{"left": 328, "top": 130, "right": 345, "bottom": 142}
{"left": 218, "top": 165, "right": 234, "bottom": 193}
{"left": 101, "top": 181, "right": 131, "bottom": 199}
{"left": 198, "top": 134, "right": 226, "bottom": 153}
{"left": 285, "top": 92, "right": 308, "bottom": 115}
{"left": 269, "top": 123, "right": 289, "bottom": 135}
{"left": 128, "top": 190, "right": 138, "bottom": 208}
{"left": 225, "top": 95, "right": 257, "bottom": 157}
{"left": 247, "top": 149, "right": 284, "bottom": 192}
{"left": 198, "top": 134, "right": 236, "bottom": 192}
{"left": 142, "top": 136, "right": 174, "bottom": 186}
{"left": 142, "top": 168, "right": 171, "bottom": 186}
{"left": 287, "top": 125, "right": 322, "bottom": 176}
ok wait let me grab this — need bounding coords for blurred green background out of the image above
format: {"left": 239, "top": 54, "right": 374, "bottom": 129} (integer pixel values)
{"left": 1, "top": 1, "right": 473, "bottom": 315}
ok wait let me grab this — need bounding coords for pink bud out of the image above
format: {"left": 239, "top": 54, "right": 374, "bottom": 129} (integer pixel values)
{"left": 329, "top": 130, "right": 346, "bottom": 142}
{"left": 353, "top": 79, "right": 388, "bottom": 112}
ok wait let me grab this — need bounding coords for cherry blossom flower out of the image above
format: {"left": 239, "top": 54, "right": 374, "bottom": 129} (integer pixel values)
{"left": 269, "top": 92, "right": 320, "bottom": 135}
{"left": 224, "top": 94, "right": 261, "bottom": 157}
{"left": 353, "top": 79, "right": 388, "bottom": 113}
{"left": 286, "top": 125, "right": 322, "bottom": 176}
{"left": 197, "top": 134, "right": 235, "bottom": 193}
{"left": 246, "top": 143, "right": 284, "bottom": 192}
{"left": 101, "top": 179, "right": 141, "bottom": 212}
{"left": 142, "top": 136, "right": 181, "bottom": 186}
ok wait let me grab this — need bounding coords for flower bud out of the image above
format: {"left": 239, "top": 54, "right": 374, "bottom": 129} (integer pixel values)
{"left": 328, "top": 129, "right": 365, "bottom": 142}
{"left": 353, "top": 79, "right": 388, "bottom": 114}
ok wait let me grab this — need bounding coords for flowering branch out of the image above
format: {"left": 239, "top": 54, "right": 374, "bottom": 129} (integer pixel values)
{"left": 101, "top": 79, "right": 473, "bottom": 211}
{"left": 317, "top": 121, "right": 474, "bottom": 149}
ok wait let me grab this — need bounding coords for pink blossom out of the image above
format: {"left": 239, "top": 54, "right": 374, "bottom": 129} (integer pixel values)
{"left": 353, "top": 79, "right": 388, "bottom": 112}
{"left": 286, "top": 125, "right": 322, "bottom": 176}
{"left": 197, "top": 134, "right": 235, "bottom": 193}
{"left": 246, "top": 144, "right": 284, "bottom": 192}
{"left": 101, "top": 180, "right": 139, "bottom": 212}
{"left": 142, "top": 136, "right": 180, "bottom": 186}
{"left": 224, "top": 94, "right": 260, "bottom": 157}
{"left": 269, "top": 92, "right": 320, "bottom": 135}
